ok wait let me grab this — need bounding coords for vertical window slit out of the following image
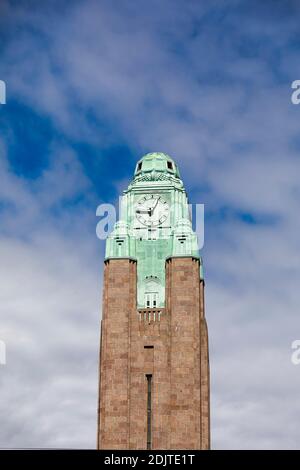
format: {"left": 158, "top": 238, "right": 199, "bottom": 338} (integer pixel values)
{"left": 146, "top": 374, "right": 152, "bottom": 450}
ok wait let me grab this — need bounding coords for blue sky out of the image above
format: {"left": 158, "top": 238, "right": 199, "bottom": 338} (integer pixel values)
{"left": 0, "top": 0, "right": 300, "bottom": 449}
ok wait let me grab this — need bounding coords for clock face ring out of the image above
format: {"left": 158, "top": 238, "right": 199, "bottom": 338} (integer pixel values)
{"left": 135, "top": 194, "right": 169, "bottom": 227}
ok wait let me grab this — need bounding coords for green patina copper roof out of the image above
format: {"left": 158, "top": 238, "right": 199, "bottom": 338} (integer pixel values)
{"left": 134, "top": 152, "right": 181, "bottom": 180}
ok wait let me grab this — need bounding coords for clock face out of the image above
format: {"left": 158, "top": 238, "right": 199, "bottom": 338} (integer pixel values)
{"left": 135, "top": 194, "right": 169, "bottom": 227}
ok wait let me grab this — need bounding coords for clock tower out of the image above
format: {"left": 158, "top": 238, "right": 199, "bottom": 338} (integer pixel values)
{"left": 97, "top": 152, "right": 210, "bottom": 450}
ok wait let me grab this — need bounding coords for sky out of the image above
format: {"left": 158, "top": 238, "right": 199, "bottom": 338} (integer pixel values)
{"left": 0, "top": 0, "right": 300, "bottom": 449}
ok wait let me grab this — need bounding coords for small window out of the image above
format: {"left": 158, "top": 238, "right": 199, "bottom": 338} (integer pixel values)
{"left": 167, "top": 161, "right": 173, "bottom": 170}
{"left": 137, "top": 162, "right": 142, "bottom": 171}
{"left": 145, "top": 292, "right": 159, "bottom": 308}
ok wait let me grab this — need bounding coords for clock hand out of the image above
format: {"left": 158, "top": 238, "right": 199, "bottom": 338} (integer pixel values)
{"left": 153, "top": 197, "right": 159, "bottom": 210}
{"left": 136, "top": 198, "right": 160, "bottom": 217}
{"left": 136, "top": 209, "right": 151, "bottom": 214}
{"left": 149, "top": 197, "right": 160, "bottom": 216}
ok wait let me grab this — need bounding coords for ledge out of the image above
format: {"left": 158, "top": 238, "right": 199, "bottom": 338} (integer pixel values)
{"left": 165, "top": 255, "right": 200, "bottom": 262}
{"left": 104, "top": 256, "right": 137, "bottom": 263}
{"left": 137, "top": 307, "right": 166, "bottom": 313}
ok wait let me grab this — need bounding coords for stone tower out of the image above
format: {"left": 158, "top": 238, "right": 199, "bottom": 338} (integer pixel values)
{"left": 97, "top": 152, "right": 210, "bottom": 450}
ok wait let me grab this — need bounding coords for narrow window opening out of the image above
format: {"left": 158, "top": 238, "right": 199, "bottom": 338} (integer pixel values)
{"left": 167, "top": 161, "right": 173, "bottom": 170}
{"left": 137, "top": 162, "right": 142, "bottom": 171}
{"left": 146, "top": 374, "right": 152, "bottom": 450}
{"left": 145, "top": 292, "right": 159, "bottom": 308}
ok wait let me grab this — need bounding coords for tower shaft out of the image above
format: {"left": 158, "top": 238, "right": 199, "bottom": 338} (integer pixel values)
{"left": 98, "top": 256, "right": 210, "bottom": 450}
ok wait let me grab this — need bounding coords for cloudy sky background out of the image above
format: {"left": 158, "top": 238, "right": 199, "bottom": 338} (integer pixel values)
{"left": 0, "top": 0, "right": 300, "bottom": 449}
